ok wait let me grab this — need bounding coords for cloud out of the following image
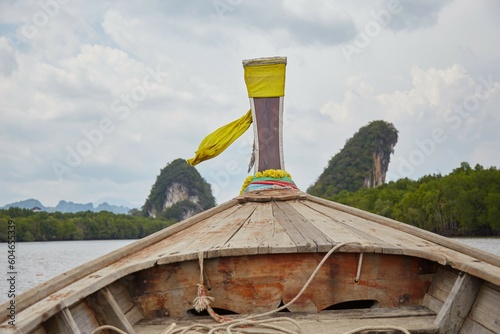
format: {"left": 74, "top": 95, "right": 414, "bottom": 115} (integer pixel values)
{"left": 384, "top": 0, "right": 452, "bottom": 31}
{"left": 0, "top": 0, "right": 499, "bottom": 208}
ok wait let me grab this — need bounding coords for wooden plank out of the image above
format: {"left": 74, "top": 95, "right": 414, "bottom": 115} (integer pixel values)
{"left": 434, "top": 272, "right": 483, "bottom": 333}
{"left": 221, "top": 202, "right": 279, "bottom": 255}
{"left": 70, "top": 301, "right": 100, "bottom": 334}
{"left": 98, "top": 288, "right": 137, "bottom": 334}
{"left": 422, "top": 267, "right": 457, "bottom": 315}
{"left": 269, "top": 215, "right": 299, "bottom": 254}
{"left": 422, "top": 293, "right": 444, "bottom": 314}
{"left": 443, "top": 256, "right": 500, "bottom": 288}
{"left": 276, "top": 201, "right": 335, "bottom": 252}
{"left": 31, "top": 326, "right": 48, "bottom": 334}
{"left": 272, "top": 201, "right": 317, "bottom": 252}
{"left": 294, "top": 201, "right": 384, "bottom": 249}
{"left": 425, "top": 267, "right": 459, "bottom": 303}
{"left": 109, "top": 281, "right": 135, "bottom": 314}
{"left": 156, "top": 203, "right": 255, "bottom": 262}
{"left": 255, "top": 202, "right": 282, "bottom": 253}
{"left": 467, "top": 283, "right": 500, "bottom": 333}
{"left": 460, "top": 318, "right": 496, "bottom": 334}
{"left": 44, "top": 307, "right": 81, "bottom": 334}
{"left": 144, "top": 204, "right": 243, "bottom": 262}
{"left": 302, "top": 200, "right": 438, "bottom": 256}
{"left": 126, "top": 306, "right": 144, "bottom": 326}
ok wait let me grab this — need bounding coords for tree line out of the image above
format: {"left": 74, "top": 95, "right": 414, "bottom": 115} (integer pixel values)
{"left": 2, "top": 161, "right": 498, "bottom": 242}
{"left": 327, "top": 162, "right": 500, "bottom": 236}
{"left": 0, "top": 209, "right": 175, "bottom": 242}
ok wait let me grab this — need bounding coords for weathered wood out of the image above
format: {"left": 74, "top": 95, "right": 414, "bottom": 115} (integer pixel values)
{"left": 126, "top": 306, "right": 144, "bottom": 326}
{"left": 237, "top": 188, "right": 306, "bottom": 203}
{"left": 466, "top": 283, "right": 500, "bottom": 333}
{"left": 302, "top": 200, "right": 445, "bottom": 260}
{"left": 424, "top": 267, "right": 459, "bottom": 304}
{"left": 460, "top": 318, "right": 496, "bottom": 334}
{"left": 30, "top": 326, "right": 47, "bottom": 334}
{"left": 221, "top": 202, "right": 278, "bottom": 255}
{"left": 44, "top": 307, "right": 81, "bottom": 334}
{"left": 275, "top": 201, "right": 335, "bottom": 252}
{"left": 422, "top": 293, "right": 444, "bottom": 315}
{"left": 108, "top": 281, "right": 144, "bottom": 325}
{"left": 109, "top": 281, "right": 135, "bottom": 314}
{"left": 155, "top": 203, "right": 254, "bottom": 261}
{"left": 434, "top": 272, "right": 483, "bottom": 333}
{"left": 70, "top": 301, "right": 100, "bottom": 334}
{"left": 272, "top": 202, "right": 317, "bottom": 252}
{"left": 97, "top": 288, "right": 137, "bottom": 334}
{"left": 134, "top": 253, "right": 433, "bottom": 318}
{"left": 293, "top": 200, "right": 376, "bottom": 247}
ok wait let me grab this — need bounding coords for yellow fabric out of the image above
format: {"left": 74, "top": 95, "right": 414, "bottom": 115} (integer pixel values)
{"left": 187, "top": 110, "right": 253, "bottom": 166}
{"left": 244, "top": 63, "right": 286, "bottom": 97}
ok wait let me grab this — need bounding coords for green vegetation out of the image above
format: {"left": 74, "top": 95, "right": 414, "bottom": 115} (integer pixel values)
{"left": 308, "top": 120, "right": 398, "bottom": 198}
{"left": 0, "top": 209, "right": 174, "bottom": 242}
{"left": 327, "top": 162, "right": 500, "bottom": 236}
{"left": 142, "top": 158, "right": 216, "bottom": 221}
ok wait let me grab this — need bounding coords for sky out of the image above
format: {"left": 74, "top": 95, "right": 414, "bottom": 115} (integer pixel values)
{"left": 1, "top": 0, "right": 499, "bottom": 209}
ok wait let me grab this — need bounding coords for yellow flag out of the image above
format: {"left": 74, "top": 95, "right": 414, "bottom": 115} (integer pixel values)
{"left": 187, "top": 110, "right": 252, "bottom": 166}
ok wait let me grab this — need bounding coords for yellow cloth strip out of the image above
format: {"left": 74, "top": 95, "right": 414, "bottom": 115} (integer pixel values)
{"left": 244, "top": 63, "right": 286, "bottom": 98}
{"left": 187, "top": 110, "right": 253, "bottom": 166}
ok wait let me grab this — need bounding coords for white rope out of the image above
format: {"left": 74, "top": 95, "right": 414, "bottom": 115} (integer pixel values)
{"left": 193, "top": 251, "right": 216, "bottom": 313}
{"left": 354, "top": 252, "right": 364, "bottom": 283}
{"left": 344, "top": 325, "right": 411, "bottom": 334}
{"left": 90, "top": 325, "right": 129, "bottom": 334}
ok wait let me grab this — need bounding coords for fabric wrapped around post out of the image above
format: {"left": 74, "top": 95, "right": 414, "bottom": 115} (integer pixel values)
{"left": 187, "top": 110, "right": 252, "bottom": 166}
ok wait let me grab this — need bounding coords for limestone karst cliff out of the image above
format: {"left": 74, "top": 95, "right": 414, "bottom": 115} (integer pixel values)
{"left": 307, "top": 120, "right": 398, "bottom": 198}
{"left": 142, "top": 158, "right": 216, "bottom": 221}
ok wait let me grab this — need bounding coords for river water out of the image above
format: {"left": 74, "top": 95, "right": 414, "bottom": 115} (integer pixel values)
{"left": 1, "top": 238, "right": 499, "bottom": 304}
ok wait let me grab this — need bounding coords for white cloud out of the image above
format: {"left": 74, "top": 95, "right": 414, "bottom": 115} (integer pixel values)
{"left": 0, "top": 0, "right": 499, "bottom": 208}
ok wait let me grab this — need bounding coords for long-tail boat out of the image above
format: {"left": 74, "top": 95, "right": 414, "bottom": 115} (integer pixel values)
{"left": 1, "top": 57, "right": 499, "bottom": 334}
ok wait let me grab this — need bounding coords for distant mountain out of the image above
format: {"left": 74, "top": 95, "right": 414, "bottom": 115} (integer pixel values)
{"left": 308, "top": 120, "right": 398, "bottom": 198}
{"left": 142, "top": 158, "right": 216, "bottom": 221}
{"left": 2, "top": 198, "right": 46, "bottom": 211}
{"left": 53, "top": 200, "right": 93, "bottom": 213}
{"left": 94, "top": 202, "right": 131, "bottom": 214}
{"left": 2, "top": 199, "right": 134, "bottom": 214}
{"left": 94, "top": 196, "right": 139, "bottom": 209}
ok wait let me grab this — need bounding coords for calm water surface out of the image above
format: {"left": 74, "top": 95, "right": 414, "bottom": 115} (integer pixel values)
{"left": 1, "top": 238, "right": 499, "bottom": 304}
{"left": 0, "top": 239, "right": 135, "bottom": 304}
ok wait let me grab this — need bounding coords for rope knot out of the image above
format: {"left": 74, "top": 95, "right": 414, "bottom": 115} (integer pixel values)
{"left": 193, "top": 283, "right": 215, "bottom": 312}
